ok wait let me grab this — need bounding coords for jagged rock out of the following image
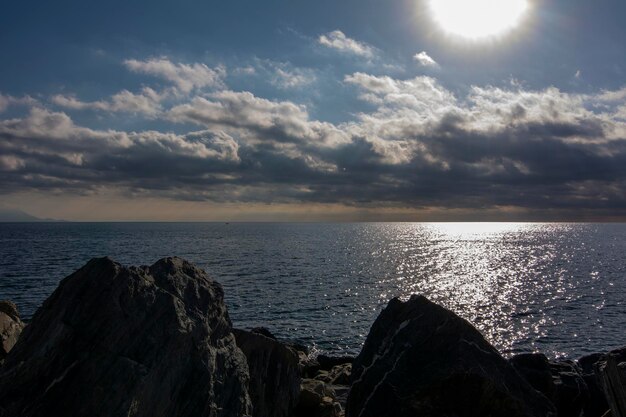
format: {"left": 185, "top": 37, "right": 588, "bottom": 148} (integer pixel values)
{"left": 233, "top": 328, "right": 300, "bottom": 417}
{"left": 316, "top": 355, "right": 353, "bottom": 371}
{"left": 0, "top": 300, "right": 25, "bottom": 362}
{"left": 250, "top": 327, "right": 277, "bottom": 340}
{"left": 579, "top": 353, "right": 611, "bottom": 417}
{"left": 293, "top": 379, "right": 342, "bottom": 417}
{"left": 511, "top": 354, "right": 591, "bottom": 417}
{"left": 510, "top": 353, "right": 556, "bottom": 400}
{"left": 314, "top": 364, "right": 351, "bottom": 386}
{"left": 596, "top": 347, "right": 626, "bottom": 417}
{"left": 346, "top": 295, "right": 556, "bottom": 417}
{"left": 0, "top": 257, "right": 252, "bottom": 417}
{"left": 550, "top": 360, "right": 590, "bottom": 417}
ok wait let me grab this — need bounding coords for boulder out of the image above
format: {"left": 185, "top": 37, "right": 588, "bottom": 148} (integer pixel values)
{"left": 511, "top": 354, "right": 591, "bottom": 417}
{"left": 316, "top": 355, "right": 353, "bottom": 371}
{"left": 596, "top": 347, "right": 626, "bottom": 417}
{"left": 550, "top": 360, "right": 590, "bottom": 417}
{"left": 249, "top": 327, "right": 277, "bottom": 340}
{"left": 233, "top": 328, "right": 300, "bottom": 417}
{"left": 346, "top": 295, "right": 556, "bottom": 417}
{"left": 293, "top": 379, "right": 342, "bottom": 417}
{"left": 314, "top": 364, "right": 351, "bottom": 386}
{"left": 0, "top": 257, "right": 252, "bottom": 417}
{"left": 510, "top": 353, "right": 556, "bottom": 400}
{"left": 0, "top": 300, "right": 25, "bottom": 362}
{"left": 579, "top": 353, "right": 611, "bottom": 417}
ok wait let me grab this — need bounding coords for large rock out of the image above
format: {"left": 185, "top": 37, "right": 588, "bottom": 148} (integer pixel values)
{"left": 0, "top": 257, "right": 252, "bottom": 417}
{"left": 579, "top": 353, "right": 611, "bottom": 417}
{"left": 595, "top": 347, "right": 626, "bottom": 417}
{"left": 550, "top": 360, "right": 589, "bottom": 417}
{"left": 293, "top": 379, "right": 343, "bottom": 417}
{"left": 511, "top": 354, "right": 591, "bottom": 417}
{"left": 346, "top": 295, "right": 556, "bottom": 417}
{"left": 233, "top": 328, "right": 300, "bottom": 417}
{"left": 0, "top": 300, "right": 25, "bottom": 362}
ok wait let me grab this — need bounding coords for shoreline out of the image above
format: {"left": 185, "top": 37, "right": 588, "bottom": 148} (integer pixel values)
{"left": 1, "top": 257, "right": 624, "bottom": 417}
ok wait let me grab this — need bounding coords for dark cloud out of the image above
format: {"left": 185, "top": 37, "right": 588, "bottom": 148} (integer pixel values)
{"left": 2, "top": 68, "right": 626, "bottom": 218}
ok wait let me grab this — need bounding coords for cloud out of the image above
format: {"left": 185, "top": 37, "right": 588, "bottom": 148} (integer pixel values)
{"left": 318, "top": 30, "right": 376, "bottom": 58}
{"left": 596, "top": 87, "right": 626, "bottom": 103}
{"left": 0, "top": 94, "right": 38, "bottom": 113}
{"left": 245, "top": 59, "right": 316, "bottom": 90}
{"left": 124, "top": 58, "right": 225, "bottom": 93}
{"left": 3, "top": 69, "right": 626, "bottom": 216}
{"left": 271, "top": 67, "right": 316, "bottom": 89}
{"left": 413, "top": 51, "right": 439, "bottom": 67}
{"left": 0, "top": 108, "right": 241, "bottom": 193}
{"left": 51, "top": 87, "right": 164, "bottom": 117}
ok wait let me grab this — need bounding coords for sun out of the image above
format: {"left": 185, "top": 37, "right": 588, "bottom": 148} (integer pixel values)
{"left": 428, "top": 0, "right": 529, "bottom": 39}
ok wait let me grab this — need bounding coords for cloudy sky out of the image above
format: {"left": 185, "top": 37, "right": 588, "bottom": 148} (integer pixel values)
{"left": 1, "top": 0, "right": 626, "bottom": 221}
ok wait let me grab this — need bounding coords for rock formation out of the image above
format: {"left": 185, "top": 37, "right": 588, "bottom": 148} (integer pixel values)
{"left": 511, "top": 354, "right": 591, "bottom": 417}
{"left": 233, "top": 328, "right": 300, "bottom": 417}
{"left": 346, "top": 295, "right": 556, "bottom": 417}
{"left": 0, "top": 300, "right": 24, "bottom": 363}
{"left": 0, "top": 257, "right": 252, "bottom": 417}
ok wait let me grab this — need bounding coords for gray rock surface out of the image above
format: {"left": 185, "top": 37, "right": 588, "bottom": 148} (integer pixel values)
{"left": 0, "top": 257, "right": 252, "bottom": 417}
{"left": 233, "top": 328, "right": 300, "bottom": 417}
{"left": 0, "top": 300, "right": 24, "bottom": 362}
{"left": 293, "top": 379, "right": 343, "bottom": 417}
{"left": 346, "top": 295, "right": 556, "bottom": 417}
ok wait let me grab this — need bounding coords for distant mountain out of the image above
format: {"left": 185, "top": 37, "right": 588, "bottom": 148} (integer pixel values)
{"left": 0, "top": 209, "right": 61, "bottom": 222}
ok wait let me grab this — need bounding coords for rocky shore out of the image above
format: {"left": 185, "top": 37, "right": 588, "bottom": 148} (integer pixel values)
{"left": 1, "top": 257, "right": 624, "bottom": 417}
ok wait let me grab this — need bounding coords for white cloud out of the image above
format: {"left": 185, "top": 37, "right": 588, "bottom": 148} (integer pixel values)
{"left": 413, "top": 51, "right": 439, "bottom": 67}
{"left": 124, "top": 58, "right": 225, "bottom": 93}
{"left": 596, "top": 87, "right": 626, "bottom": 103}
{"left": 51, "top": 87, "right": 164, "bottom": 117}
{"left": 168, "top": 90, "right": 347, "bottom": 149}
{"left": 0, "top": 94, "right": 38, "bottom": 113}
{"left": 318, "top": 30, "right": 376, "bottom": 58}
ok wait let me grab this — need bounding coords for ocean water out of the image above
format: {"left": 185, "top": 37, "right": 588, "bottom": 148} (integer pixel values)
{"left": 0, "top": 222, "right": 624, "bottom": 359}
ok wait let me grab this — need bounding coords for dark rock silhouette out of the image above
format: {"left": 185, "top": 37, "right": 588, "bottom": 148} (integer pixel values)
{"left": 595, "top": 347, "right": 626, "bottom": 417}
{"left": 0, "top": 300, "right": 24, "bottom": 363}
{"left": 579, "top": 353, "right": 611, "bottom": 417}
{"left": 346, "top": 295, "right": 556, "bottom": 417}
{"left": 511, "top": 354, "right": 592, "bottom": 417}
{"left": 0, "top": 257, "right": 252, "bottom": 417}
{"left": 233, "top": 328, "right": 300, "bottom": 417}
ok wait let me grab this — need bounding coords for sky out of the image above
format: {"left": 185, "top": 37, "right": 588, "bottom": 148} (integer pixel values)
{"left": 1, "top": 0, "right": 626, "bottom": 221}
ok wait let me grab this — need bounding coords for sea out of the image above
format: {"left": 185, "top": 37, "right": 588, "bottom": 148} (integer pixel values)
{"left": 0, "top": 222, "right": 624, "bottom": 359}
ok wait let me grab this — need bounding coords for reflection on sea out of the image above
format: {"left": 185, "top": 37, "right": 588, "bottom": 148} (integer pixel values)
{"left": 0, "top": 222, "right": 624, "bottom": 358}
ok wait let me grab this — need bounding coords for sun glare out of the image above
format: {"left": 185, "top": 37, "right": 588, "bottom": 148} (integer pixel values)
{"left": 429, "top": 0, "right": 529, "bottom": 39}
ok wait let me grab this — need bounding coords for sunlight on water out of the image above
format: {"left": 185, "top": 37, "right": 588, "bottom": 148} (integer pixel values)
{"left": 1, "top": 222, "right": 624, "bottom": 359}
{"left": 376, "top": 223, "right": 598, "bottom": 357}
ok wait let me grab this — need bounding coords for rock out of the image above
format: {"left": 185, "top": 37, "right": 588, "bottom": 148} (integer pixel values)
{"left": 233, "top": 328, "right": 300, "bottom": 417}
{"left": 511, "top": 354, "right": 591, "bottom": 417}
{"left": 550, "top": 360, "right": 590, "bottom": 417}
{"left": 293, "top": 379, "right": 342, "bottom": 417}
{"left": 510, "top": 353, "right": 556, "bottom": 400}
{"left": 0, "top": 300, "right": 25, "bottom": 362}
{"left": 316, "top": 355, "right": 353, "bottom": 371}
{"left": 579, "top": 353, "right": 611, "bottom": 417}
{"left": 596, "top": 348, "right": 626, "bottom": 417}
{"left": 250, "top": 327, "right": 277, "bottom": 340}
{"left": 0, "top": 301, "right": 20, "bottom": 322}
{"left": 0, "top": 257, "right": 252, "bottom": 417}
{"left": 315, "top": 364, "right": 351, "bottom": 386}
{"left": 346, "top": 295, "right": 556, "bottom": 417}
